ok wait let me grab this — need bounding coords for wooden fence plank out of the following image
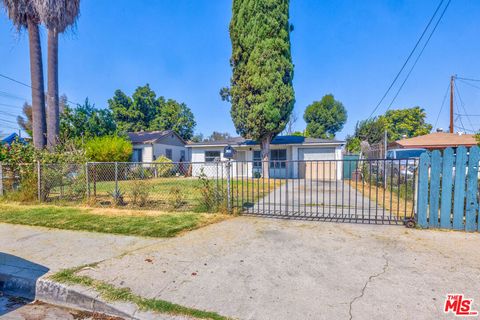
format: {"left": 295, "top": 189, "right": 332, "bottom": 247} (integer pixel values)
{"left": 465, "top": 146, "right": 480, "bottom": 231}
{"left": 453, "top": 146, "right": 468, "bottom": 230}
{"left": 429, "top": 150, "right": 442, "bottom": 227}
{"left": 440, "top": 148, "right": 454, "bottom": 229}
{"left": 417, "top": 152, "right": 430, "bottom": 228}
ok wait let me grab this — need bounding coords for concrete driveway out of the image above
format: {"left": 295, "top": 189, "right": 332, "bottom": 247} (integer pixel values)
{"left": 78, "top": 217, "right": 480, "bottom": 320}
{"left": 247, "top": 179, "right": 394, "bottom": 223}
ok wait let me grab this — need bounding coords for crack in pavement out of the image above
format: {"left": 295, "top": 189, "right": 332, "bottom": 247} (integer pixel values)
{"left": 348, "top": 253, "right": 389, "bottom": 320}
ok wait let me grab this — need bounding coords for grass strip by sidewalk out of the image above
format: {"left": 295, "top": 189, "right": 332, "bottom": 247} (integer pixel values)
{"left": 51, "top": 265, "right": 229, "bottom": 320}
{"left": 0, "top": 204, "right": 226, "bottom": 238}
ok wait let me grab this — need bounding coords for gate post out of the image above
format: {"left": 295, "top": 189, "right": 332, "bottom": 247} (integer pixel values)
{"left": 226, "top": 160, "right": 232, "bottom": 214}
{"left": 37, "top": 160, "right": 41, "bottom": 202}
{"left": 0, "top": 163, "right": 3, "bottom": 196}
{"left": 115, "top": 162, "right": 119, "bottom": 192}
{"left": 85, "top": 162, "right": 90, "bottom": 201}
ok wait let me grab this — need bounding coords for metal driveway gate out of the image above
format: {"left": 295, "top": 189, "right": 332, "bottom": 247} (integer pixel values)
{"left": 229, "top": 159, "right": 418, "bottom": 224}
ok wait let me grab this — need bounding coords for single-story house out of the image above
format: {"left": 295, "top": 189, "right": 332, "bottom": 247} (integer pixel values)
{"left": 187, "top": 135, "right": 345, "bottom": 180}
{"left": 390, "top": 132, "right": 477, "bottom": 151}
{"left": 127, "top": 130, "right": 187, "bottom": 162}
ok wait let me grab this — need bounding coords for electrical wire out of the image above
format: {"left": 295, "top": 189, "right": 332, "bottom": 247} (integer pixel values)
{"left": 368, "top": 0, "right": 446, "bottom": 118}
{"left": 385, "top": 0, "right": 451, "bottom": 112}
{"left": 456, "top": 76, "right": 480, "bottom": 82}
{"left": 434, "top": 82, "right": 451, "bottom": 129}
{"left": 454, "top": 80, "right": 476, "bottom": 133}
{"left": 0, "top": 72, "right": 80, "bottom": 106}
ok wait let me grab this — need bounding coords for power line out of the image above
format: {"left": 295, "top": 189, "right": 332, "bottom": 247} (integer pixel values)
{"left": 0, "top": 91, "right": 28, "bottom": 101}
{"left": 385, "top": 0, "right": 451, "bottom": 112}
{"left": 0, "top": 102, "right": 24, "bottom": 109}
{"left": 457, "top": 79, "right": 480, "bottom": 91}
{"left": 0, "top": 72, "right": 81, "bottom": 106}
{"left": 454, "top": 80, "right": 476, "bottom": 132}
{"left": 368, "top": 0, "right": 446, "bottom": 118}
{"left": 434, "top": 82, "right": 451, "bottom": 129}
{"left": 454, "top": 125, "right": 476, "bottom": 133}
{"left": 456, "top": 76, "right": 480, "bottom": 82}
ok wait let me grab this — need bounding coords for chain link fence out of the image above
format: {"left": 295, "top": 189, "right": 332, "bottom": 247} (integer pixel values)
{"left": 0, "top": 162, "right": 231, "bottom": 213}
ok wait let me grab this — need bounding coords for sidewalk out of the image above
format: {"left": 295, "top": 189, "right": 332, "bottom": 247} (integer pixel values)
{"left": 1, "top": 219, "right": 480, "bottom": 319}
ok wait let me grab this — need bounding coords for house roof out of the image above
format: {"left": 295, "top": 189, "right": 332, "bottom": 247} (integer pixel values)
{"left": 187, "top": 135, "right": 344, "bottom": 147}
{"left": 393, "top": 132, "right": 477, "bottom": 149}
{"left": 1, "top": 132, "right": 26, "bottom": 145}
{"left": 127, "top": 130, "right": 185, "bottom": 144}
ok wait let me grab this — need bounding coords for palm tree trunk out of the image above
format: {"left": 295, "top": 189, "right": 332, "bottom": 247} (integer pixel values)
{"left": 27, "top": 19, "right": 46, "bottom": 149}
{"left": 47, "top": 28, "right": 59, "bottom": 149}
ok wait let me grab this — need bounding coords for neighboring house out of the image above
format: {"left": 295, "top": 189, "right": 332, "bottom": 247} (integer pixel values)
{"left": 1, "top": 133, "right": 27, "bottom": 145}
{"left": 127, "top": 130, "right": 187, "bottom": 162}
{"left": 187, "top": 135, "right": 345, "bottom": 180}
{"left": 390, "top": 132, "right": 478, "bottom": 151}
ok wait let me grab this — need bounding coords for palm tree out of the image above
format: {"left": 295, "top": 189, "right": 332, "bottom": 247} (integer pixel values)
{"left": 34, "top": 0, "right": 80, "bottom": 148}
{"left": 1, "top": 0, "right": 47, "bottom": 149}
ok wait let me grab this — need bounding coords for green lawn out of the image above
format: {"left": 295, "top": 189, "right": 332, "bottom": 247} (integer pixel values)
{"left": 89, "top": 177, "right": 283, "bottom": 212}
{"left": 0, "top": 204, "right": 226, "bottom": 237}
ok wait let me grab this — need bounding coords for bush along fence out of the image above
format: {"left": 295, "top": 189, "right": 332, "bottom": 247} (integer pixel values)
{"left": 417, "top": 146, "right": 480, "bottom": 232}
{"left": 0, "top": 161, "right": 234, "bottom": 213}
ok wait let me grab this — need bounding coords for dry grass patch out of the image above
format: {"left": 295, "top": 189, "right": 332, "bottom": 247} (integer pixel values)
{"left": 348, "top": 181, "right": 414, "bottom": 219}
{"left": 0, "top": 203, "right": 229, "bottom": 238}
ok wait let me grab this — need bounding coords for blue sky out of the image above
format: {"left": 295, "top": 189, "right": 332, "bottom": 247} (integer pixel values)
{"left": 1, "top": 0, "right": 480, "bottom": 139}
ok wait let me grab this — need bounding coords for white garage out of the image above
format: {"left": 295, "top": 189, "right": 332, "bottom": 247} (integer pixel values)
{"left": 297, "top": 148, "right": 339, "bottom": 180}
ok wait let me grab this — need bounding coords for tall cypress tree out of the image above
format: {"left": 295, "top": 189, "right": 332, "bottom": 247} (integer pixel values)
{"left": 227, "top": 0, "right": 294, "bottom": 177}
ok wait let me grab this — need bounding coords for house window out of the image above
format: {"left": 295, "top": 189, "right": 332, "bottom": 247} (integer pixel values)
{"left": 270, "top": 149, "right": 286, "bottom": 169}
{"left": 166, "top": 149, "right": 173, "bottom": 160}
{"left": 253, "top": 150, "right": 262, "bottom": 169}
{"left": 180, "top": 150, "right": 186, "bottom": 161}
{"left": 205, "top": 151, "right": 221, "bottom": 163}
{"left": 132, "top": 149, "right": 143, "bottom": 162}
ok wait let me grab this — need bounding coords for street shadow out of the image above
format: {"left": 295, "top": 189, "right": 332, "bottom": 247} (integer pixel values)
{"left": 0, "top": 253, "right": 49, "bottom": 316}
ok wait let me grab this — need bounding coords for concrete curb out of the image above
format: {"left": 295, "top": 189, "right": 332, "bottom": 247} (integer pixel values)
{"left": 35, "top": 278, "right": 184, "bottom": 320}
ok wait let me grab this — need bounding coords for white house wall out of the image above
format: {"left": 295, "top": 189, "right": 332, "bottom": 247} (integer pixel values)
{"left": 133, "top": 145, "right": 153, "bottom": 163}
{"left": 153, "top": 144, "right": 186, "bottom": 162}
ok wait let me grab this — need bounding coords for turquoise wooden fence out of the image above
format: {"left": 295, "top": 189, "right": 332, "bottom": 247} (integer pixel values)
{"left": 417, "top": 146, "right": 480, "bottom": 231}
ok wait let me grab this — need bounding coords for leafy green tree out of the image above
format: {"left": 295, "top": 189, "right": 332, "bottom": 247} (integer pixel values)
{"left": 17, "top": 102, "right": 33, "bottom": 137}
{"left": 380, "top": 107, "right": 432, "bottom": 141}
{"left": 304, "top": 94, "right": 347, "bottom": 139}
{"left": 204, "top": 131, "right": 233, "bottom": 142}
{"left": 108, "top": 85, "right": 195, "bottom": 140}
{"left": 345, "top": 136, "right": 361, "bottom": 153}
{"left": 190, "top": 133, "right": 204, "bottom": 143}
{"left": 353, "top": 117, "right": 386, "bottom": 145}
{"left": 225, "top": 0, "right": 295, "bottom": 175}
{"left": 60, "top": 98, "right": 116, "bottom": 140}
{"left": 150, "top": 98, "right": 196, "bottom": 140}
{"left": 84, "top": 136, "right": 132, "bottom": 162}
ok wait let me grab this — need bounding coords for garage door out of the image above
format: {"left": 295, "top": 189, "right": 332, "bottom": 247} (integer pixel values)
{"left": 298, "top": 148, "right": 336, "bottom": 180}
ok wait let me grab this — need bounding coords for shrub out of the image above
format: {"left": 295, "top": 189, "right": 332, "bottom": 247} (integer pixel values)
{"left": 109, "top": 187, "right": 125, "bottom": 206}
{"left": 155, "top": 156, "right": 174, "bottom": 177}
{"left": 168, "top": 186, "right": 186, "bottom": 210}
{"left": 130, "top": 180, "right": 150, "bottom": 207}
{"left": 85, "top": 136, "right": 132, "bottom": 162}
{"left": 196, "top": 169, "right": 224, "bottom": 212}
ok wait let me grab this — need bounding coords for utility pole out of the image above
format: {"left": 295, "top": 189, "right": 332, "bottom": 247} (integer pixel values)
{"left": 449, "top": 75, "right": 455, "bottom": 133}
